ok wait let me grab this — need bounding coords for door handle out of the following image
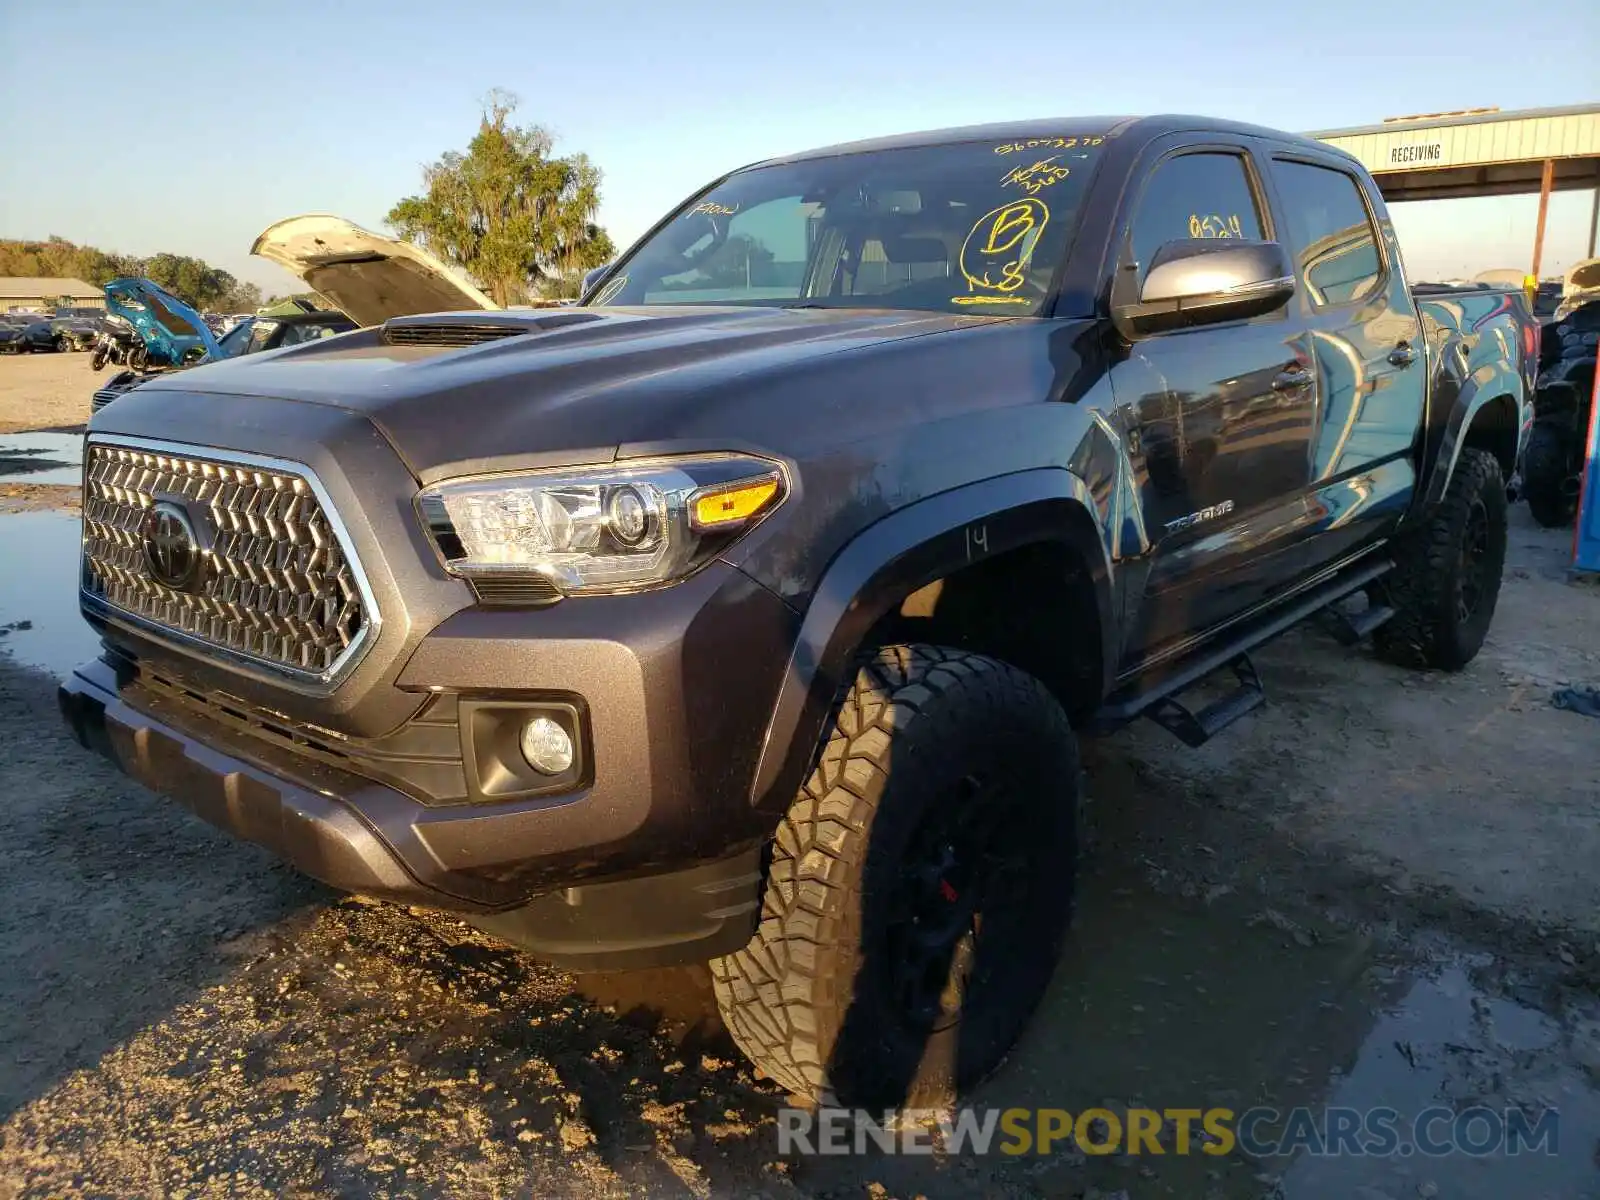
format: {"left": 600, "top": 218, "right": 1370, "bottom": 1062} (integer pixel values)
{"left": 1388, "top": 341, "right": 1417, "bottom": 368}
{"left": 1271, "top": 365, "right": 1312, "bottom": 391}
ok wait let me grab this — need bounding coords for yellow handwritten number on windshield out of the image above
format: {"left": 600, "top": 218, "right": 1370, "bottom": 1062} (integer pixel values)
{"left": 1188, "top": 213, "right": 1244, "bottom": 238}
{"left": 1001, "top": 156, "right": 1071, "bottom": 194}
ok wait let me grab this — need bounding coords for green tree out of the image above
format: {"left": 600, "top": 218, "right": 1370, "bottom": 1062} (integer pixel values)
{"left": 216, "top": 280, "right": 264, "bottom": 312}
{"left": 0, "top": 237, "right": 262, "bottom": 311}
{"left": 386, "top": 90, "right": 614, "bottom": 305}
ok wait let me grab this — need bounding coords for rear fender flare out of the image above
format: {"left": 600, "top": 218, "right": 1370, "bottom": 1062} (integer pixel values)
{"left": 748, "top": 468, "right": 1114, "bottom": 813}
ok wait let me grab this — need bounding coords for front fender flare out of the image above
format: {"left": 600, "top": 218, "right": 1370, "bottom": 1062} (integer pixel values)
{"left": 1423, "top": 358, "right": 1525, "bottom": 510}
{"left": 747, "top": 467, "right": 1115, "bottom": 813}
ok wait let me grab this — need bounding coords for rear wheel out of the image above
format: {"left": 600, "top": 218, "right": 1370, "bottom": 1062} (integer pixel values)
{"left": 1522, "top": 419, "right": 1582, "bottom": 528}
{"left": 1375, "top": 448, "right": 1508, "bottom": 670}
{"left": 711, "top": 644, "right": 1079, "bottom": 1107}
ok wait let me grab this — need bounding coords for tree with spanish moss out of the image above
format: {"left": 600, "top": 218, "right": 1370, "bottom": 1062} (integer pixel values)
{"left": 386, "top": 90, "right": 615, "bottom": 305}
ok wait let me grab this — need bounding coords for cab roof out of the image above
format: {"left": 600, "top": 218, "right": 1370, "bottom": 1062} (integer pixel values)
{"left": 749, "top": 114, "right": 1349, "bottom": 168}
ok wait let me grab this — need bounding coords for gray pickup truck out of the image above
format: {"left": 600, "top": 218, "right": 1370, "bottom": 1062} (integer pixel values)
{"left": 60, "top": 114, "right": 1533, "bottom": 1107}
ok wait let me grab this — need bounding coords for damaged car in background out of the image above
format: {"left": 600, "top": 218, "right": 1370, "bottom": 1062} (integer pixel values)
{"left": 91, "top": 278, "right": 218, "bottom": 374}
{"left": 51, "top": 316, "right": 103, "bottom": 352}
{"left": 90, "top": 215, "right": 497, "bottom": 413}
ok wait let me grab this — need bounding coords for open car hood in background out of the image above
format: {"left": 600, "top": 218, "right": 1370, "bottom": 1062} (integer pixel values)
{"left": 251, "top": 214, "right": 498, "bottom": 327}
{"left": 1564, "top": 257, "right": 1600, "bottom": 298}
{"left": 102, "top": 277, "right": 221, "bottom": 359}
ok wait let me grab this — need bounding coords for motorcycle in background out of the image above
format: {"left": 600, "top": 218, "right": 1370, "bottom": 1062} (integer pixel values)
{"left": 90, "top": 313, "right": 142, "bottom": 372}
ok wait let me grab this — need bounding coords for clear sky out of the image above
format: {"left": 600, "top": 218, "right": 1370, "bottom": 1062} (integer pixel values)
{"left": 2, "top": 0, "right": 1596, "bottom": 295}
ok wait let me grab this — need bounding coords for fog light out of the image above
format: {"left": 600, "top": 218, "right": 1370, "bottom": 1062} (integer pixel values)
{"left": 520, "top": 716, "right": 574, "bottom": 775}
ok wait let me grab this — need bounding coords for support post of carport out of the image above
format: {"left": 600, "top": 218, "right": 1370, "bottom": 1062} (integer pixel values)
{"left": 1531, "top": 158, "right": 1555, "bottom": 278}
{"left": 1588, "top": 183, "right": 1598, "bottom": 258}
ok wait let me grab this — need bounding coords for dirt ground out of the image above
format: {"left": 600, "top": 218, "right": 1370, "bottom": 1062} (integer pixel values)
{"left": 0, "top": 351, "right": 95, "bottom": 434}
{"left": 0, "top": 376, "right": 1597, "bottom": 1197}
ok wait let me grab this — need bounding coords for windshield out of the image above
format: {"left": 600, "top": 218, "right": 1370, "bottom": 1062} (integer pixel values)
{"left": 216, "top": 319, "right": 255, "bottom": 357}
{"left": 587, "top": 135, "right": 1105, "bottom": 315}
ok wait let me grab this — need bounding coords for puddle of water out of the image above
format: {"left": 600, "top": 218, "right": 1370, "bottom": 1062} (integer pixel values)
{"left": 0, "top": 511, "right": 99, "bottom": 677}
{"left": 800, "top": 869, "right": 1600, "bottom": 1199}
{"left": 956, "top": 884, "right": 1398, "bottom": 1197}
{"left": 1285, "top": 965, "right": 1600, "bottom": 1200}
{"left": 0, "top": 431, "right": 85, "bottom": 486}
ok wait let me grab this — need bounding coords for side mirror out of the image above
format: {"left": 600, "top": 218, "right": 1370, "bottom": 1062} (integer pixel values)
{"left": 1113, "top": 240, "right": 1294, "bottom": 339}
{"left": 581, "top": 263, "right": 613, "bottom": 298}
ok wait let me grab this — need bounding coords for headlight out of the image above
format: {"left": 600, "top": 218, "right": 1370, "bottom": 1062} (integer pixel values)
{"left": 417, "top": 455, "right": 786, "bottom": 597}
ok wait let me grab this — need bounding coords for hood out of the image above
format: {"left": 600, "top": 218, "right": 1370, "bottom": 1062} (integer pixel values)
{"left": 103, "top": 277, "right": 220, "bottom": 360}
{"left": 251, "top": 214, "right": 498, "bottom": 327}
{"left": 130, "top": 305, "right": 1017, "bottom": 478}
{"left": 1564, "top": 257, "right": 1600, "bottom": 297}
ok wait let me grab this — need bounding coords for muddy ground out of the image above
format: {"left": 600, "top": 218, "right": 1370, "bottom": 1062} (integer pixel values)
{"left": 0, "top": 384, "right": 1597, "bottom": 1197}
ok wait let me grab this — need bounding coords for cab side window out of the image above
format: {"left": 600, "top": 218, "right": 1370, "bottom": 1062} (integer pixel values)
{"left": 1130, "top": 153, "right": 1265, "bottom": 284}
{"left": 1269, "top": 160, "right": 1384, "bottom": 307}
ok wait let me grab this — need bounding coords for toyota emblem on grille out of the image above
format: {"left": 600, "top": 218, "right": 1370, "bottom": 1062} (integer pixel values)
{"left": 141, "top": 501, "right": 203, "bottom": 591}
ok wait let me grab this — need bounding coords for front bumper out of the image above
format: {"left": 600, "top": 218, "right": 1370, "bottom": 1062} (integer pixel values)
{"left": 60, "top": 652, "right": 770, "bottom": 969}
{"left": 62, "top": 552, "right": 800, "bottom": 969}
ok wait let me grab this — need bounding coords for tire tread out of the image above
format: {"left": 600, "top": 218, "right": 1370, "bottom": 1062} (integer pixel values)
{"left": 710, "top": 643, "right": 1070, "bottom": 1099}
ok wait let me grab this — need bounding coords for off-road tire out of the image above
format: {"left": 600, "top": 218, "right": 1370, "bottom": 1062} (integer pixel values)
{"left": 1522, "top": 419, "right": 1581, "bottom": 528}
{"left": 710, "top": 644, "right": 1079, "bottom": 1107}
{"left": 1375, "top": 448, "right": 1508, "bottom": 670}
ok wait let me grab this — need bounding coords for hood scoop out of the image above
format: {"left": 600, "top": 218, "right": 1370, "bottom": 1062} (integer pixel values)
{"left": 384, "top": 322, "right": 525, "bottom": 348}
{"left": 381, "top": 310, "right": 603, "bottom": 348}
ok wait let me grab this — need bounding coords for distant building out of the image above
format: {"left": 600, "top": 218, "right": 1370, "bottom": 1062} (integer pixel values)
{"left": 0, "top": 277, "right": 104, "bottom": 312}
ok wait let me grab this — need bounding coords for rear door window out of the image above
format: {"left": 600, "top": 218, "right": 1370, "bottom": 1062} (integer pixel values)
{"left": 1130, "top": 152, "right": 1265, "bottom": 284}
{"left": 1269, "top": 160, "right": 1384, "bottom": 306}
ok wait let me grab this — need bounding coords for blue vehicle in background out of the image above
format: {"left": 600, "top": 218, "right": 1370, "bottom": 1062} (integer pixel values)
{"left": 91, "top": 278, "right": 219, "bottom": 373}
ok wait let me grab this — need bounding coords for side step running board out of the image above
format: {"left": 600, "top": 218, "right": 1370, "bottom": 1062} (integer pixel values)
{"left": 1090, "top": 555, "right": 1394, "bottom": 741}
{"left": 1324, "top": 602, "right": 1395, "bottom": 646}
{"left": 1144, "top": 653, "right": 1264, "bottom": 747}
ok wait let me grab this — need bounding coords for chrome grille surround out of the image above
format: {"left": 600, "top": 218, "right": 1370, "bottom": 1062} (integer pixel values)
{"left": 80, "top": 435, "right": 381, "bottom": 689}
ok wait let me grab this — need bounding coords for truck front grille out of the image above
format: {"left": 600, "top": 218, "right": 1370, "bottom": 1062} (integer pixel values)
{"left": 80, "top": 439, "right": 377, "bottom": 684}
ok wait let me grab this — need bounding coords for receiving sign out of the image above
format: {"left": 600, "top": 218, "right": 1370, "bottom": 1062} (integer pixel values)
{"left": 1388, "top": 141, "right": 1445, "bottom": 166}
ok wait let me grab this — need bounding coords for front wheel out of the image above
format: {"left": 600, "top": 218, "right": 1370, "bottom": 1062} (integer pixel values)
{"left": 711, "top": 644, "right": 1079, "bottom": 1107}
{"left": 90, "top": 342, "right": 109, "bottom": 371}
{"left": 1375, "top": 448, "right": 1508, "bottom": 670}
{"left": 1522, "top": 419, "right": 1582, "bottom": 528}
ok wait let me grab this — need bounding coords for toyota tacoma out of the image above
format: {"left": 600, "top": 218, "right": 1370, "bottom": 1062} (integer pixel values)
{"left": 61, "top": 115, "right": 1534, "bottom": 1106}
